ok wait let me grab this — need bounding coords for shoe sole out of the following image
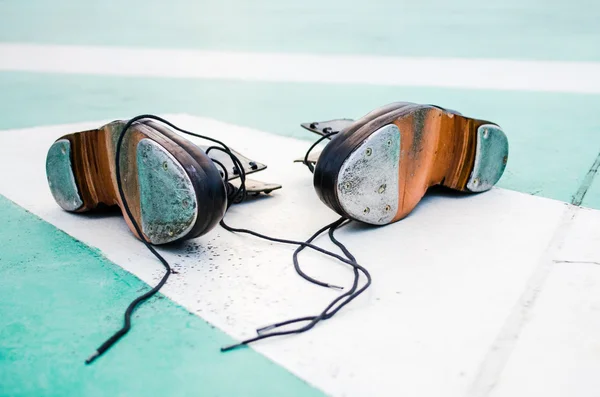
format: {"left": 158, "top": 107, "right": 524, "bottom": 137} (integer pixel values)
{"left": 46, "top": 120, "right": 227, "bottom": 244}
{"left": 313, "top": 105, "right": 508, "bottom": 225}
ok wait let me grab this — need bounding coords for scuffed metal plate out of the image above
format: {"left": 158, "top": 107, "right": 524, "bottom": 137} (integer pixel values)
{"left": 467, "top": 124, "right": 509, "bottom": 192}
{"left": 336, "top": 124, "right": 401, "bottom": 225}
{"left": 136, "top": 139, "right": 198, "bottom": 245}
{"left": 46, "top": 139, "right": 83, "bottom": 211}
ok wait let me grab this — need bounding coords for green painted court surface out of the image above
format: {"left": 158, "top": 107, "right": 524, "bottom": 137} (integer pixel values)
{"left": 1, "top": 0, "right": 599, "bottom": 395}
{"left": 1, "top": 0, "right": 600, "bottom": 61}
{"left": 0, "top": 196, "right": 319, "bottom": 397}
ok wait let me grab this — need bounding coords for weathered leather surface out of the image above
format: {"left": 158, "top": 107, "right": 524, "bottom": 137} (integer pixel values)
{"left": 229, "top": 177, "right": 282, "bottom": 196}
{"left": 197, "top": 145, "right": 281, "bottom": 197}
{"left": 197, "top": 145, "right": 266, "bottom": 181}
{"left": 300, "top": 119, "right": 355, "bottom": 138}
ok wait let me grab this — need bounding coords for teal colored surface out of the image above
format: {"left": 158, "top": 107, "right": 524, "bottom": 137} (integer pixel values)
{"left": 1, "top": 0, "right": 600, "bottom": 61}
{"left": 1, "top": 71, "right": 600, "bottom": 207}
{"left": 0, "top": 195, "right": 323, "bottom": 397}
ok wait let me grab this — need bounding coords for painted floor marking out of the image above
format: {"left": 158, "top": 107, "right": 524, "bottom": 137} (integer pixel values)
{"left": 2, "top": 44, "right": 600, "bottom": 93}
{"left": 0, "top": 117, "right": 598, "bottom": 396}
{"left": 488, "top": 207, "right": 600, "bottom": 397}
{"left": 572, "top": 149, "right": 600, "bottom": 206}
{"left": 470, "top": 146, "right": 600, "bottom": 395}
{"left": 468, "top": 204, "right": 578, "bottom": 396}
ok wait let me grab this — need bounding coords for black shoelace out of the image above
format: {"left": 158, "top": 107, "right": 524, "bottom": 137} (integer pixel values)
{"left": 85, "top": 115, "right": 370, "bottom": 363}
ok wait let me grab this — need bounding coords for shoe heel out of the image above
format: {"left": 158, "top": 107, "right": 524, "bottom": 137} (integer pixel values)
{"left": 46, "top": 139, "right": 84, "bottom": 212}
{"left": 465, "top": 124, "right": 509, "bottom": 192}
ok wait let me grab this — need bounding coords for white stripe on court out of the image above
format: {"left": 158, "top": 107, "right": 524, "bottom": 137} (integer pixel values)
{"left": 1, "top": 43, "right": 600, "bottom": 93}
{"left": 1, "top": 116, "right": 599, "bottom": 396}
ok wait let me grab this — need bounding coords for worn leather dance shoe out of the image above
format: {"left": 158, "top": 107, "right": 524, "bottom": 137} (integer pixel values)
{"left": 46, "top": 118, "right": 280, "bottom": 244}
{"left": 300, "top": 102, "right": 508, "bottom": 225}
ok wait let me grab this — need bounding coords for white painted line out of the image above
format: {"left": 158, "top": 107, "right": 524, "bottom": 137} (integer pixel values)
{"left": 0, "top": 116, "right": 597, "bottom": 397}
{"left": 468, "top": 204, "right": 579, "bottom": 397}
{"left": 488, "top": 208, "right": 600, "bottom": 397}
{"left": 2, "top": 43, "right": 600, "bottom": 93}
